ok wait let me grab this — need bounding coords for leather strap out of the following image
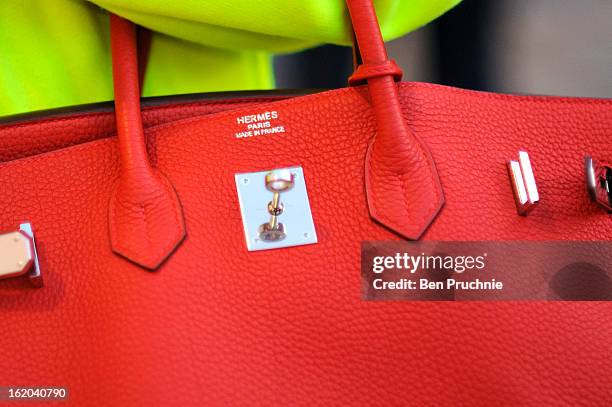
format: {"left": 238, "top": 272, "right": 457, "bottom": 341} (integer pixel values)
{"left": 348, "top": 59, "right": 402, "bottom": 85}
{"left": 109, "top": 15, "right": 185, "bottom": 270}
{"left": 346, "top": 0, "right": 444, "bottom": 239}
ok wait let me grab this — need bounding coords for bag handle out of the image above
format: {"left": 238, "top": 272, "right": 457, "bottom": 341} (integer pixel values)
{"left": 108, "top": 0, "right": 444, "bottom": 270}
{"left": 109, "top": 16, "right": 186, "bottom": 270}
{"left": 345, "top": 0, "right": 444, "bottom": 239}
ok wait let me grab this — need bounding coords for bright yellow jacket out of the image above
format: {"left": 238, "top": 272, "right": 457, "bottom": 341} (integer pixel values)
{"left": 0, "top": 0, "right": 460, "bottom": 116}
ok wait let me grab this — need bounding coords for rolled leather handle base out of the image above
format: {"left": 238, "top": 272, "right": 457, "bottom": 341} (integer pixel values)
{"left": 109, "top": 14, "right": 186, "bottom": 270}
{"left": 109, "top": 172, "right": 186, "bottom": 270}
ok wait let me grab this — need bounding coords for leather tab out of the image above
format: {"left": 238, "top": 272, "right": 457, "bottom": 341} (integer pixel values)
{"left": 109, "top": 171, "right": 185, "bottom": 270}
{"left": 348, "top": 60, "right": 403, "bottom": 86}
{"left": 109, "top": 14, "right": 185, "bottom": 269}
{"left": 364, "top": 76, "right": 444, "bottom": 239}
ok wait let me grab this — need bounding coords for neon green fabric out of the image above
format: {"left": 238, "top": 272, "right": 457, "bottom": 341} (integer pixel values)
{"left": 0, "top": 0, "right": 460, "bottom": 116}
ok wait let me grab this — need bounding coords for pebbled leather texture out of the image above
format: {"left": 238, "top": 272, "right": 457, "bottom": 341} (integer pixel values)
{"left": 347, "top": 0, "right": 445, "bottom": 239}
{"left": 108, "top": 15, "right": 185, "bottom": 269}
{"left": 0, "top": 82, "right": 610, "bottom": 405}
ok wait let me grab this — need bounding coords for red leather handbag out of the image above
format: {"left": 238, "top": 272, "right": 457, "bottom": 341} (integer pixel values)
{"left": 1, "top": 0, "right": 611, "bottom": 405}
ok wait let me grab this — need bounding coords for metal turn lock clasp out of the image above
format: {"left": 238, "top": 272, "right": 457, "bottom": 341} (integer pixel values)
{"left": 0, "top": 222, "right": 42, "bottom": 287}
{"left": 507, "top": 151, "right": 539, "bottom": 216}
{"left": 235, "top": 166, "right": 317, "bottom": 251}
{"left": 585, "top": 156, "right": 612, "bottom": 213}
{"left": 258, "top": 170, "right": 294, "bottom": 241}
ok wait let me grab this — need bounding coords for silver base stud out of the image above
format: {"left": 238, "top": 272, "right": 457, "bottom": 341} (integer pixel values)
{"left": 507, "top": 151, "right": 539, "bottom": 216}
{"left": 0, "top": 223, "right": 42, "bottom": 287}
{"left": 585, "top": 156, "right": 612, "bottom": 213}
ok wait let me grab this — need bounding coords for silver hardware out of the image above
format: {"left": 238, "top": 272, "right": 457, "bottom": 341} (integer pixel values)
{"left": 0, "top": 223, "right": 42, "bottom": 287}
{"left": 585, "top": 156, "right": 612, "bottom": 213}
{"left": 235, "top": 166, "right": 317, "bottom": 251}
{"left": 258, "top": 170, "right": 294, "bottom": 241}
{"left": 507, "top": 151, "right": 539, "bottom": 215}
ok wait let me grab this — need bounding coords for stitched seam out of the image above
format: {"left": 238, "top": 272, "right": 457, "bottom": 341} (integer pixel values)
{"left": 399, "top": 82, "right": 612, "bottom": 105}
{"left": 0, "top": 97, "right": 287, "bottom": 131}
{"left": 2, "top": 83, "right": 609, "bottom": 134}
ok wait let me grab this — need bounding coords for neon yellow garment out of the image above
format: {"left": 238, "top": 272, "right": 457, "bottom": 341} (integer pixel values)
{"left": 0, "top": 0, "right": 460, "bottom": 116}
